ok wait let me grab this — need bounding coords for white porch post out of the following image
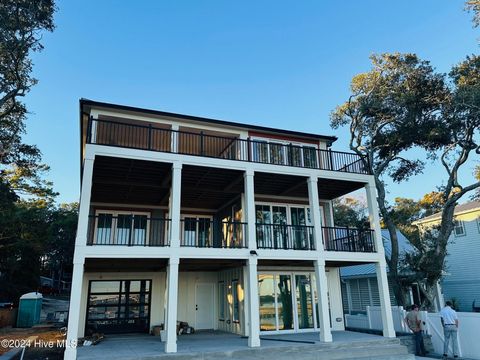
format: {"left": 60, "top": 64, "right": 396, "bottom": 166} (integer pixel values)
{"left": 169, "top": 163, "right": 182, "bottom": 248}
{"left": 307, "top": 176, "right": 323, "bottom": 251}
{"left": 165, "top": 257, "right": 179, "bottom": 353}
{"left": 365, "top": 181, "right": 395, "bottom": 337}
{"left": 314, "top": 259, "right": 333, "bottom": 342}
{"left": 244, "top": 169, "right": 256, "bottom": 251}
{"left": 64, "top": 155, "right": 94, "bottom": 360}
{"left": 375, "top": 261, "right": 396, "bottom": 337}
{"left": 308, "top": 176, "right": 332, "bottom": 342}
{"left": 171, "top": 124, "right": 179, "bottom": 153}
{"left": 365, "top": 182, "right": 384, "bottom": 254}
{"left": 246, "top": 257, "right": 260, "bottom": 347}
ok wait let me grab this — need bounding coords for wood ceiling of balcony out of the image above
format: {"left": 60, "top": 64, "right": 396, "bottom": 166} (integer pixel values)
{"left": 90, "top": 156, "right": 366, "bottom": 209}
{"left": 84, "top": 258, "right": 168, "bottom": 272}
{"left": 84, "top": 258, "right": 246, "bottom": 272}
{"left": 91, "top": 156, "right": 173, "bottom": 206}
{"left": 254, "top": 172, "right": 365, "bottom": 200}
{"left": 181, "top": 165, "right": 244, "bottom": 209}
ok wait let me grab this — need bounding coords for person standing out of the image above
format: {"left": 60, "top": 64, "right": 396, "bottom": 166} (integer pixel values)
{"left": 405, "top": 304, "right": 426, "bottom": 356}
{"left": 440, "top": 300, "right": 459, "bottom": 359}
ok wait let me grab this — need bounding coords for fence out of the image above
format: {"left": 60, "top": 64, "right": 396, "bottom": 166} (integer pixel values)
{"left": 345, "top": 306, "right": 480, "bottom": 359}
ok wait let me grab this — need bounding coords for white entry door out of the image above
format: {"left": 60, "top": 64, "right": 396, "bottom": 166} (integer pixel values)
{"left": 195, "top": 283, "right": 215, "bottom": 330}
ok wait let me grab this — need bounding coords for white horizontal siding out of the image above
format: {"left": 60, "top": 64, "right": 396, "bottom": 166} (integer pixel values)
{"left": 442, "top": 214, "right": 480, "bottom": 311}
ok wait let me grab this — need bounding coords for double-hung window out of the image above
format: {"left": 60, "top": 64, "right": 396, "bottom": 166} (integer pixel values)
{"left": 454, "top": 219, "right": 466, "bottom": 237}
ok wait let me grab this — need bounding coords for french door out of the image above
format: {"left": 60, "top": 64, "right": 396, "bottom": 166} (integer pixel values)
{"left": 94, "top": 211, "right": 150, "bottom": 245}
{"left": 255, "top": 204, "right": 312, "bottom": 249}
{"left": 258, "top": 272, "right": 317, "bottom": 333}
{"left": 181, "top": 215, "right": 212, "bottom": 247}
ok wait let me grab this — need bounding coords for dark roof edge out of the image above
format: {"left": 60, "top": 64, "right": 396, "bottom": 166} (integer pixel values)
{"left": 80, "top": 98, "right": 338, "bottom": 144}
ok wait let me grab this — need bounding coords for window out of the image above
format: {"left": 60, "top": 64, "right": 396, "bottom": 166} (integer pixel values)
{"left": 94, "top": 211, "right": 150, "bottom": 245}
{"left": 219, "top": 282, "right": 225, "bottom": 320}
{"left": 250, "top": 137, "right": 318, "bottom": 167}
{"left": 232, "top": 280, "right": 239, "bottom": 322}
{"left": 454, "top": 220, "right": 466, "bottom": 237}
{"left": 181, "top": 215, "right": 212, "bottom": 247}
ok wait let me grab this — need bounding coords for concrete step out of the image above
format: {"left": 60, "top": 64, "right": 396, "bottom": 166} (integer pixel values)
{"left": 136, "top": 343, "right": 414, "bottom": 360}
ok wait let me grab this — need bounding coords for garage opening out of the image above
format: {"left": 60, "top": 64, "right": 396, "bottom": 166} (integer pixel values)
{"left": 86, "top": 279, "right": 151, "bottom": 334}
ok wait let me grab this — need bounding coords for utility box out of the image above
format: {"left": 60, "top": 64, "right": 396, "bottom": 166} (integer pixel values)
{"left": 16, "top": 292, "right": 43, "bottom": 327}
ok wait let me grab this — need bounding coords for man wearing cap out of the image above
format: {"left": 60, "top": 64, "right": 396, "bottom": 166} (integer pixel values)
{"left": 440, "top": 300, "right": 459, "bottom": 359}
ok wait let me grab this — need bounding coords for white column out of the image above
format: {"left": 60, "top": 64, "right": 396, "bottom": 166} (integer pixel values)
{"left": 365, "top": 182, "right": 384, "bottom": 254}
{"left": 64, "top": 155, "right": 95, "bottom": 360}
{"left": 375, "top": 261, "right": 396, "bottom": 337}
{"left": 169, "top": 163, "right": 182, "bottom": 248}
{"left": 171, "top": 124, "right": 179, "bottom": 153}
{"left": 307, "top": 176, "right": 324, "bottom": 252}
{"left": 165, "top": 257, "right": 179, "bottom": 353}
{"left": 244, "top": 169, "right": 256, "bottom": 251}
{"left": 242, "top": 265, "right": 250, "bottom": 337}
{"left": 246, "top": 257, "right": 260, "bottom": 347}
{"left": 314, "top": 259, "right": 332, "bottom": 342}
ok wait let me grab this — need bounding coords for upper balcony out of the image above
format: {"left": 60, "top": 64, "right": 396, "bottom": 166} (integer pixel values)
{"left": 85, "top": 117, "right": 370, "bottom": 175}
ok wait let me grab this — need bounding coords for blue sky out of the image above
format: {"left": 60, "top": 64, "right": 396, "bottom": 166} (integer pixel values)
{"left": 23, "top": 0, "right": 479, "bottom": 204}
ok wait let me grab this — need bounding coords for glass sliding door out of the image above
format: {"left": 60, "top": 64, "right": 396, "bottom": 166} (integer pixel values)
{"left": 182, "top": 216, "right": 212, "bottom": 247}
{"left": 258, "top": 275, "right": 276, "bottom": 331}
{"left": 256, "top": 205, "right": 272, "bottom": 248}
{"left": 276, "top": 274, "right": 294, "bottom": 330}
{"left": 295, "top": 275, "right": 314, "bottom": 329}
{"left": 290, "top": 207, "right": 308, "bottom": 250}
{"left": 272, "top": 206, "right": 287, "bottom": 249}
{"left": 258, "top": 272, "right": 319, "bottom": 333}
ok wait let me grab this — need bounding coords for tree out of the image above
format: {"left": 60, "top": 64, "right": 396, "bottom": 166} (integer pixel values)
{"left": 42, "top": 203, "right": 78, "bottom": 292}
{"left": 333, "top": 197, "right": 368, "bottom": 228}
{"left": 0, "top": 0, "right": 56, "bottom": 197}
{"left": 330, "top": 53, "right": 449, "bottom": 306}
{"left": 465, "top": 0, "right": 480, "bottom": 27}
{"left": 411, "top": 55, "right": 480, "bottom": 307}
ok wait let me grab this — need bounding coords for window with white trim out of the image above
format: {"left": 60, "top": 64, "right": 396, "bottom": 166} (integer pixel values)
{"left": 454, "top": 219, "right": 466, "bottom": 237}
{"left": 94, "top": 210, "right": 150, "bottom": 245}
{"left": 250, "top": 137, "right": 319, "bottom": 168}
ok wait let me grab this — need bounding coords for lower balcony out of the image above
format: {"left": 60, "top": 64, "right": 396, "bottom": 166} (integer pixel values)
{"left": 180, "top": 218, "right": 247, "bottom": 248}
{"left": 87, "top": 215, "right": 171, "bottom": 246}
{"left": 322, "top": 226, "right": 376, "bottom": 253}
{"left": 256, "top": 223, "right": 315, "bottom": 250}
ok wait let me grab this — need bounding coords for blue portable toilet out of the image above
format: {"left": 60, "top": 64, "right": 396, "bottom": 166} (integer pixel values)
{"left": 16, "top": 292, "right": 43, "bottom": 327}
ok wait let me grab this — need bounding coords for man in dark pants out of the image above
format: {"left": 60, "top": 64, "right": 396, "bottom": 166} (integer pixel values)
{"left": 405, "top": 304, "right": 426, "bottom": 356}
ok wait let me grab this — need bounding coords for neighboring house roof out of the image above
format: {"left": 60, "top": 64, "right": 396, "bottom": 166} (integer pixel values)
{"left": 340, "top": 229, "right": 413, "bottom": 278}
{"left": 414, "top": 200, "right": 480, "bottom": 225}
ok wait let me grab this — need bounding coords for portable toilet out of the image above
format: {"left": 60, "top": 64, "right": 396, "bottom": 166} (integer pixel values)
{"left": 16, "top": 292, "right": 43, "bottom": 327}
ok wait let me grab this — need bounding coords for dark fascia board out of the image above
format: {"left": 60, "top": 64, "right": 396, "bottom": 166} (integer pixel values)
{"left": 79, "top": 98, "right": 338, "bottom": 144}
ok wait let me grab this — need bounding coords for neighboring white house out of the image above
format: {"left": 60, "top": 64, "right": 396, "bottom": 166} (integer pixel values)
{"left": 64, "top": 99, "right": 397, "bottom": 359}
{"left": 415, "top": 200, "right": 480, "bottom": 312}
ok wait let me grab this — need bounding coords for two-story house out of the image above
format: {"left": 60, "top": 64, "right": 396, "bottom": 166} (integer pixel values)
{"left": 415, "top": 200, "right": 480, "bottom": 312}
{"left": 64, "top": 99, "right": 396, "bottom": 359}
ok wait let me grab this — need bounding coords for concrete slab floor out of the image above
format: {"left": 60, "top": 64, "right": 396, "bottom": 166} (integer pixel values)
{"left": 76, "top": 330, "right": 389, "bottom": 360}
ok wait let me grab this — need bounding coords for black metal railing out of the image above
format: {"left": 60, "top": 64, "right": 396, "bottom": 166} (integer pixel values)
{"left": 180, "top": 219, "right": 247, "bottom": 248}
{"left": 322, "top": 226, "right": 376, "bottom": 252}
{"left": 87, "top": 118, "right": 370, "bottom": 175}
{"left": 87, "top": 215, "right": 170, "bottom": 246}
{"left": 256, "top": 223, "right": 315, "bottom": 250}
